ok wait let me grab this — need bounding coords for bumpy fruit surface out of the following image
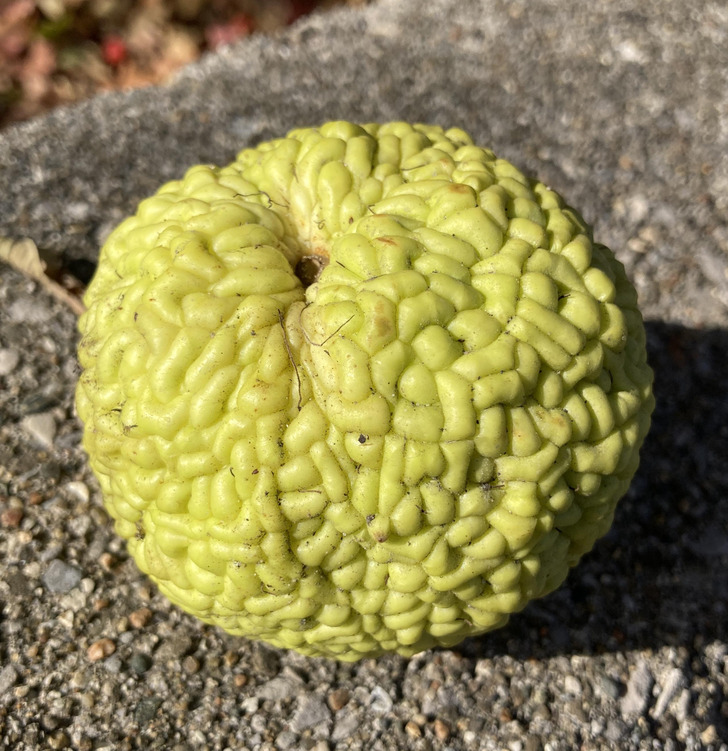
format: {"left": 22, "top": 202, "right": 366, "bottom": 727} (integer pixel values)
{"left": 77, "top": 121, "right": 654, "bottom": 660}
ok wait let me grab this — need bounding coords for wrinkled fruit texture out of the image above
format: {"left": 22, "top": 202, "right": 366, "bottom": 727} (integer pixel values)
{"left": 77, "top": 121, "right": 654, "bottom": 660}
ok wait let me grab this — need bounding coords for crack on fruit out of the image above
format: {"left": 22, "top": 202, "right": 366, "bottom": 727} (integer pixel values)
{"left": 294, "top": 254, "right": 329, "bottom": 287}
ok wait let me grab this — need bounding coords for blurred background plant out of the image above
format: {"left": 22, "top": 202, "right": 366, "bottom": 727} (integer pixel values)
{"left": 0, "top": 0, "right": 368, "bottom": 129}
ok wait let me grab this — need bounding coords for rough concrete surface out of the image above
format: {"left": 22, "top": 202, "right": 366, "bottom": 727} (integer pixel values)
{"left": 1, "top": 1, "right": 727, "bottom": 749}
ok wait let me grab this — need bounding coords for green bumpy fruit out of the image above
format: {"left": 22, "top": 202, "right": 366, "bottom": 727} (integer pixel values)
{"left": 77, "top": 121, "right": 654, "bottom": 660}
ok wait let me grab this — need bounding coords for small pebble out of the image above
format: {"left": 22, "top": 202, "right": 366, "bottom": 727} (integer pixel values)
{"left": 134, "top": 696, "right": 163, "bottom": 725}
{"left": 1, "top": 507, "right": 23, "bottom": 528}
{"left": 674, "top": 689, "right": 691, "bottom": 723}
{"left": 183, "top": 655, "right": 201, "bottom": 674}
{"left": 64, "top": 481, "right": 90, "bottom": 503}
{"left": 129, "top": 607, "right": 153, "bottom": 628}
{"left": 331, "top": 709, "right": 359, "bottom": 743}
{"left": 78, "top": 693, "right": 94, "bottom": 710}
{"left": 129, "top": 653, "right": 152, "bottom": 675}
{"left": 290, "top": 695, "right": 331, "bottom": 733}
{"left": 700, "top": 725, "right": 717, "bottom": 745}
{"left": 597, "top": 674, "right": 621, "bottom": 700}
{"left": 103, "top": 655, "right": 123, "bottom": 674}
{"left": 564, "top": 675, "right": 582, "bottom": 695}
{"left": 87, "top": 638, "right": 116, "bottom": 662}
{"left": 28, "top": 492, "right": 44, "bottom": 506}
{"left": 0, "top": 348, "right": 20, "bottom": 376}
{"left": 620, "top": 660, "right": 654, "bottom": 718}
{"left": 21, "top": 412, "right": 56, "bottom": 449}
{"left": 68, "top": 671, "right": 87, "bottom": 689}
{"left": 0, "top": 664, "right": 19, "bottom": 694}
{"left": 405, "top": 721, "right": 421, "bottom": 738}
{"left": 42, "top": 559, "right": 82, "bottom": 594}
{"left": 605, "top": 718, "right": 626, "bottom": 742}
{"left": 257, "top": 672, "right": 304, "bottom": 702}
{"left": 369, "top": 685, "right": 394, "bottom": 714}
{"left": 652, "top": 667, "right": 687, "bottom": 719}
{"left": 47, "top": 730, "right": 70, "bottom": 750}
{"left": 275, "top": 730, "right": 297, "bottom": 750}
{"left": 223, "top": 650, "right": 239, "bottom": 667}
{"left": 434, "top": 718, "right": 450, "bottom": 741}
{"left": 327, "top": 688, "right": 350, "bottom": 711}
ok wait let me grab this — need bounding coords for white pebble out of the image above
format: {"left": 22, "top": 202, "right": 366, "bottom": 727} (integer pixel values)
{"left": 21, "top": 412, "right": 56, "bottom": 449}
{"left": 0, "top": 348, "right": 20, "bottom": 376}
{"left": 652, "top": 667, "right": 687, "bottom": 719}
{"left": 65, "top": 481, "right": 91, "bottom": 503}
{"left": 620, "top": 660, "right": 654, "bottom": 718}
{"left": 564, "top": 675, "right": 582, "bottom": 696}
{"left": 369, "top": 685, "right": 394, "bottom": 714}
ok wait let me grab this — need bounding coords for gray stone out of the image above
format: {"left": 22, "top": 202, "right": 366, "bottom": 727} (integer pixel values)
{"left": 652, "top": 668, "right": 688, "bottom": 719}
{"left": 129, "top": 653, "right": 152, "bottom": 675}
{"left": 0, "top": 348, "right": 20, "bottom": 376}
{"left": 620, "top": 660, "right": 654, "bottom": 719}
{"left": 331, "top": 708, "right": 361, "bottom": 743}
{"left": 154, "top": 632, "right": 193, "bottom": 663}
{"left": 103, "top": 656, "right": 123, "bottom": 675}
{"left": 42, "top": 559, "right": 82, "bottom": 594}
{"left": 21, "top": 412, "right": 56, "bottom": 449}
{"left": 275, "top": 730, "right": 297, "bottom": 750}
{"left": 368, "top": 685, "right": 394, "bottom": 714}
{"left": 290, "top": 695, "right": 331, "bottom": 733}
{"left": 605, "top": 718, "right": 626, "bottom": 743}
{"left": 0, "top": 664, "right": 19, "bottom": 695}
{"left": 257, "top": 668, "right": 305, "bottom": 702}
{"left": 134, "top": 697, "right": 163, "bottom": 725}
{"left": 674, "top": 689, "right": 692, "bottom": 724}
{"left": 596, "top": 674, "right": 621, "bottom": 701}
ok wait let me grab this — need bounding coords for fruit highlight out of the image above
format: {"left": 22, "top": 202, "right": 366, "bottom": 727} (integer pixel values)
{"left": 77, "top": 121, "right": 654, "bottom": 660}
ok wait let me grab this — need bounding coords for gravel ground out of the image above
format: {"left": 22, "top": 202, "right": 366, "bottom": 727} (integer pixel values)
{"left": 1, "top": 1, "right": 727, "bottom": 749}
